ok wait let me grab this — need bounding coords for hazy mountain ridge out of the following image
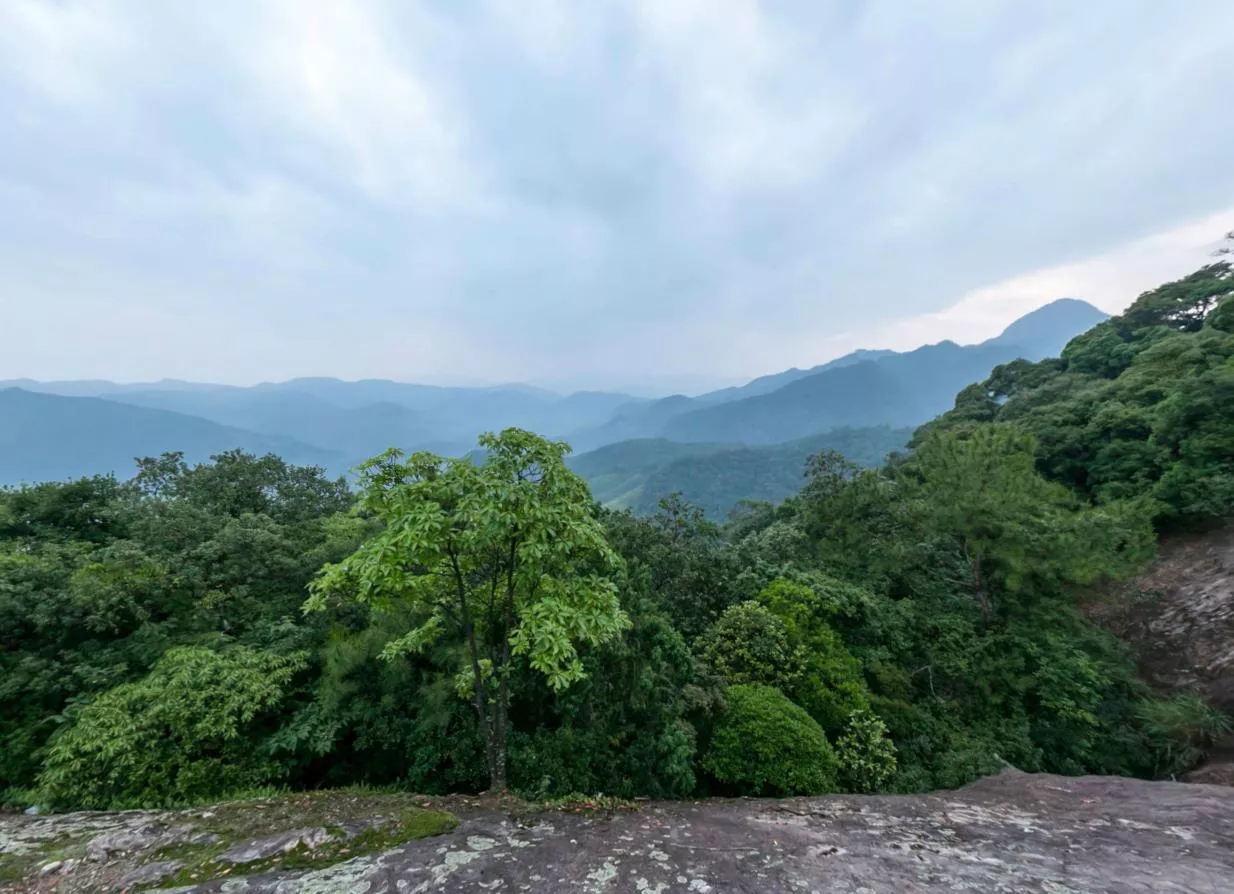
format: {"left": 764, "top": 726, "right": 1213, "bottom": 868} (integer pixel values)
{"left": 0, "top": 389, "right": 341, "bottom": 485}
{"left": 565, "top": 298, "right": 1108, "bottom": 447}
{"left": 1, "top": 298, "right": 1107, "bottom": 496}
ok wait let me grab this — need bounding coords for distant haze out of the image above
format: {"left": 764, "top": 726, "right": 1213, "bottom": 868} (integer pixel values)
{"left": 1, "top": 2, "right": 1233, "bottom": 391}
{"left": 1, "top": 296, "right": 1108, "bottom": 495}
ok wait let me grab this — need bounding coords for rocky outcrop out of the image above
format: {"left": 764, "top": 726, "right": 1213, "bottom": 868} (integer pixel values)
{"left": 1129, "top": 523, "right": 1234, "bottom": 711}
{"left": 4, "top": 770, "right": 1232, "bottom": 893}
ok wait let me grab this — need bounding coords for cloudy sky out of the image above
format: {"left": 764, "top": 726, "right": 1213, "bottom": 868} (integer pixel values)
{"left": 2, "top": 1, "right": 1233, "bottom": 393}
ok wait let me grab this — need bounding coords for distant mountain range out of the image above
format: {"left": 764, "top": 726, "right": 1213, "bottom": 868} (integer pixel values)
{"left": 1, "top": 297, "right": 1108, "bottom": 516}
{"left": 566, "top": 298, "right": 1108, "bottom": 450}
{"left": 0, "top": 389, "right": 340, "bottom": 486}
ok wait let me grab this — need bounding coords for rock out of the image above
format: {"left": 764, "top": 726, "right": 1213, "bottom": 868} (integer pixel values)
{"left": 86, "top": 823, "right": 201, "bottom": 861}
{"left": 23, "top": 805, "right": 40, "bottom": 816}
{"left": 1185, "top": 755, "right": 1234, "bottom": 786}
{"left": 39, "top": 860, "right": 62, "bottom": 875}
{"left": 219, "top": 827, "right": 333, "bottom": 864}
{"left": 1115, "top": 523, "right": 1234, "bottom": 712}
{"left": 191, "top": 771, "right": 1234, "bottom": 893}
{"left": 118, "top": 859, "right": 185, "bottom": 888}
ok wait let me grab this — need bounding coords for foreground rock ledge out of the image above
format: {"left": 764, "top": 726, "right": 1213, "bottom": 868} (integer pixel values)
{"left": 7, "top": 770, "right": 1234, "bottom": 893}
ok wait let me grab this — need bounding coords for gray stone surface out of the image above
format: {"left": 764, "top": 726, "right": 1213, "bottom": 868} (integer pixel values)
{"left": 118, "top": 860, "right": 184, "bottom": 888}
{"left": 86, "top": 823, "right": 203, "bottom": 862}
{"left": 1123, "top": 523, "right": 1234, "bottom": 712}
{"left": 156, "top": 770, "right": 1234, "bottom": 894}
{"left": 218, "top": 828, "right": 332, "bottom": 864}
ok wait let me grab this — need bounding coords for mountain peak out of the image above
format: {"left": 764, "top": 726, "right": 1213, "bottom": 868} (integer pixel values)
{"left": 987, "top": 298, "right": 1108, "bottom": 358}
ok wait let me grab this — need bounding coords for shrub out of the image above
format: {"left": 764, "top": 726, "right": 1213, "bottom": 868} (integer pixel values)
{"left": 702, "top": 684, "right": 838, "bottom": 796}
{"left": 835, "top": 709, "right": 898, "bottom": 792}
{"left": 1138, "top": 694, "right": 1233, "bottom": 777}
{"left": 39, "top": 646, "right": 305, "bottom": 809}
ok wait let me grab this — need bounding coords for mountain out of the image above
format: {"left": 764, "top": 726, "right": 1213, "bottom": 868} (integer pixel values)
{"left": 0, "top": 389, "right": 341, "bottom": 485}
{"left": 569, "top": 426, "right": 911, "bottom": 518}
{"left": 568, "top": 299, "right": 1109, "bottom": 447}
{"left": 695, "top": 349, "right": 899, "bottom": 405}
{"left": 567, "top": 439, "right": 736, "bottom": 507}
{"left": 0, "top": 378, "right": 234, "bottom": 397}
{"left": 983, "top": 298, "right": 1109, "bottom": 356}
{"left": 105, "top": 389, "right": 446, "bottom": 468}
{"left": 1, "top": 298, "right": 1108, "bottom": 486}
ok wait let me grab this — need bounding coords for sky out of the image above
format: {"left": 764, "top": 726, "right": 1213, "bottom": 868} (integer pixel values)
{"left": 2, "top": 1, "right": 1233, "bottom": 395}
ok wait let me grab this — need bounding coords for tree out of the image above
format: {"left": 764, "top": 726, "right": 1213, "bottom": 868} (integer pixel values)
{"left": 757, "top": 578, "right": 872, "bottom": 734}
{"left": 39, "top": 646, "right": 305, "bottom": 809}
{"left": 903, "top": 426, "right": 1154, "bottom": 620}
{"left": 835, "top": 709, "right": 898, "bottom": 793}
{"left": 304, "top": 429, "right": 629, "bottom": 792}
{"left": 702, "top": 684, "right": 838, "bottom": 796}
{"left": 698, "top": 601, "right": 804, "bottom": 691}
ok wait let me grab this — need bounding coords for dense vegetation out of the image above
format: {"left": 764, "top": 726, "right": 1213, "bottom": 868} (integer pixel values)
{"left": 1, "top": 265, "right": 1230, "bottom": 812}
{"left": 925, "top": 261, "right": 1234, "bottom": 530}
{"left": 569, "top": 426, "right": 910, "bottom": 519}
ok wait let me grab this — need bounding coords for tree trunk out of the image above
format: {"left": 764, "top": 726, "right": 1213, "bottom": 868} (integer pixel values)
{"left": 491, "top": 695, "right": 508, "bottom": 793}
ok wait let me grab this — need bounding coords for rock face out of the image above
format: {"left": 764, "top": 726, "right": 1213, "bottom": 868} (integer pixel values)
{"left": 143, "top": 771, "right": 1233, "bottom": 894}
{"left": 218, "top": 828, "right": 332, "bottom": 864}
{"left": 1091, "top": 523, "right": 1234, "bottom": 783}
{"left": 1130, "top": 523, "right": 1234, "bottom": 711}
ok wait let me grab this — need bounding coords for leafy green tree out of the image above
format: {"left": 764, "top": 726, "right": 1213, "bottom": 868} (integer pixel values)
{"left": 134, "top": 449, "right": 351, "bottom": 524}
{"left": 305, "top": 429, "right": 629, "bottom": 792}
{"left": 698, "top": 601, "right": 804, "bottom": 691}
{"left": 758, "top": 578, "right": 872, "bottom": 733}
{"left": 508, "top": 589, "right": 699, "bottom": 799}
{"left": 904, "top": 426, "right": 1154, "bottom": 620}
{"left": 39, "top": 646, "right": 305, "bottom": 809}
{"left": 602, "top": 498, "right": 744, "bottom": 640}
{"left": 835, "top": 709, "right": 898, "bottom": 792}
{"left": 702, "top": 684, "right": 838, "bottom": 796}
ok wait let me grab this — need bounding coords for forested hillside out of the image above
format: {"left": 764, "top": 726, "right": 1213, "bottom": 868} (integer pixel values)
{"left": 1, "top": 266, "right": 1229, "bottom": 814}
{"left": 925, "top": 262, "right": 1234, "bottom": 529}
{"left": 569, "top": 426, "right": 910, "bottom": 518}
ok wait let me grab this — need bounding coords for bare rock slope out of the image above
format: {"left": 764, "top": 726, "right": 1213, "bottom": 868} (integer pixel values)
{"left": 4, "top": 770, "right": 1233, "bottom": 894}
{"left": 1130, "top": 523, "right": 1234, "bottom": 711}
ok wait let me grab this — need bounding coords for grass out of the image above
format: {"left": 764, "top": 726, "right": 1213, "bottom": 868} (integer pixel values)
{"left": 152, "top": 801, "right": 458, "bottom": 890}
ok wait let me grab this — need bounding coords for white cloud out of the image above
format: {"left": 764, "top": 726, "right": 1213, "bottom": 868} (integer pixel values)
{"left": 2, "top": 0, "right": 1234, "bottom": 389}
{"left": 628, "top": 0, "right": 861, "bottom": 193}
{"left": 242, "top": 0, "right": 486, "bottom": 210}
{"left": 866, "top": 209, "right": 1234, "bottom": 351}
{"left": 0, "top": 0, "right": 132, "bottom": 105}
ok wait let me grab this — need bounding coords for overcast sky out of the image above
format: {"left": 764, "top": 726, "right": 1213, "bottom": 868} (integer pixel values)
{"left": 2, "top": 1, "right": 1233, "bottom": 393}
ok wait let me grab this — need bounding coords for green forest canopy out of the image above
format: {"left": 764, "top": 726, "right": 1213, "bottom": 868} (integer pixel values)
{"left": 2, "top": 261, "right": 1232, "bottom": 810}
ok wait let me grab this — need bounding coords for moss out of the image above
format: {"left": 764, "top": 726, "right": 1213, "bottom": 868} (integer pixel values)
{"left": 144, "top": 797, "right": 458, "bottom": 891}
{"left": 0, "top": 829, "right": 84, "bottom": 884}
{"left": 2, "top": 791, "right": 458, "bottom": 890}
